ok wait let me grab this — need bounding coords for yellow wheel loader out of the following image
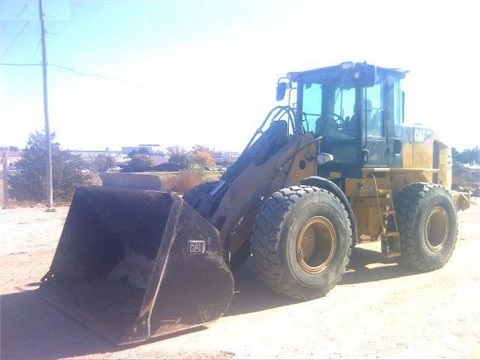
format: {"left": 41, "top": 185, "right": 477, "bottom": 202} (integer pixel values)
{"left": 39, "top": 61, "right": 471, "bottom": 345}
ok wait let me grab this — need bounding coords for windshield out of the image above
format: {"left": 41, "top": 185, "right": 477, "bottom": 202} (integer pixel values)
{"left": 299, "top": 78, "right": 383, "bottom": 167}
{"left": 302, "top": 83, "right": 356, "bottom": 141}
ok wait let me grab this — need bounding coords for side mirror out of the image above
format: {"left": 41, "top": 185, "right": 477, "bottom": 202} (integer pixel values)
{"left": 276, "top": 82, "right": 287, "bottom": 101}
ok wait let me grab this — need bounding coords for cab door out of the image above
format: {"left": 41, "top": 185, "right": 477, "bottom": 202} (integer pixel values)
{"left": 362, "top": 78, "right": 403, "bottom": 169}
{"left": 362, "top": 85, "right": 390, "bottom": 168}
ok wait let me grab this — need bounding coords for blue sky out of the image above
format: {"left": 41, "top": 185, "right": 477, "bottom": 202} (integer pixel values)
{"left": 1, "top": 0, "right": 479, "bottom": 152}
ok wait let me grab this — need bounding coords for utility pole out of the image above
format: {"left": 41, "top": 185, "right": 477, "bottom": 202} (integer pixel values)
{"left": 39, "top": 0, "right": 54, "bottom": 210}
{"left": 2, "top": 149, "right": 10, "bottom": 209}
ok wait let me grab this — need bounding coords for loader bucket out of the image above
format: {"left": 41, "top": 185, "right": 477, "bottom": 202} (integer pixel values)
{"left": 38, "top": 186, "right": 234, "bottom": 345}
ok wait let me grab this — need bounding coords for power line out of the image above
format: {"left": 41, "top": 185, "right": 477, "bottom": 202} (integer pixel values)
{"left": 2, "top": 2, "right": 139, "bottom": 87}
{"left": 0, "top": 62, "right": 41, "bottom": 66}
{"left": 1, "top": 1, "right": 36, "bottom": 58}
{"left": 0, "top": 62, "right": 141, "bottom": 87}
{"left": 14, "top": 1, "right": 32, "bottom": 20}
{"left": 49, "top": 63, "right": 142, "bottom": 87}
{"left": 1, "top": 21, "right": 32, "bottom": 58}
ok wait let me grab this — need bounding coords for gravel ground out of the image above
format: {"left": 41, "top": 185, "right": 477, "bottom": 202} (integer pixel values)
{"left": 1, "top": 198, "right": 479, "bottom": 359}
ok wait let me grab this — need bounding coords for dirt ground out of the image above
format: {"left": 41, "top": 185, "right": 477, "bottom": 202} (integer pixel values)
{"left": 1, "top": 197, "right": 479, "bottom": 359}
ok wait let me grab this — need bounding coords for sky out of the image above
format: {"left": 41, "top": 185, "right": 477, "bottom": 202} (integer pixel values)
{"left": 1, "top": 0, "right": 479, "bottom": 152}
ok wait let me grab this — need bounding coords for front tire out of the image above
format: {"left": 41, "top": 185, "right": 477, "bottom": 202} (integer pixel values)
{"left": 183, "top": 181, "right": 218, "bottom": 209}
{"left": 395, "top": 183, "right": 458, "bottom": 272}
{"left": 182, "top": 181, "right": 220, "bottom": 220}
{"left": 250, "top": 185, "right": 353, "bottom": 300}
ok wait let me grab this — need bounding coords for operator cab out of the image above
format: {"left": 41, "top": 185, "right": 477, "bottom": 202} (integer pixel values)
{"left": 277, "top": 61, "right": 407, "bottom": 187}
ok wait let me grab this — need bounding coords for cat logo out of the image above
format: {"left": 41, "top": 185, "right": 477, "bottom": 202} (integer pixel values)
{"left": 188, "top": 240, "right": 206, "bottom": 254}
{"left": 414, "top": 128, "right": 427, "bottom": 142}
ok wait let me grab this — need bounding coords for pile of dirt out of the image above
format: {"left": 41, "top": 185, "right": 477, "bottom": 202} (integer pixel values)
{"left": 452, "top": 162, "right": 480, "bottom": 196}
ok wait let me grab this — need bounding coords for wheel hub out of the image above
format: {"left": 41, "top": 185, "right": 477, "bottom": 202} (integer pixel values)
{"left": 296, "top": 216, "right": 336, "bottom": 274}
{"left": 425, "top": 206, "right": 449, "bottom": 252}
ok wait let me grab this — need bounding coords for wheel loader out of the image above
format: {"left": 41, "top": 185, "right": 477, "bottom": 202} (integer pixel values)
{"left": 38, "top": 61, "right": 471, "bottom": 345}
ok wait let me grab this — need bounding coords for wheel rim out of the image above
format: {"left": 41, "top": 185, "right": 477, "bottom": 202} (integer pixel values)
{"left": 296, "top": 216, "right": 337, "bottom": 274}
{"left": 425, "top": 206, "right": 449, "bottom": 252}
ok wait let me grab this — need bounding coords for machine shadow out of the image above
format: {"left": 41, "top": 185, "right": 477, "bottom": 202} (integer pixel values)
{"left": 0, "top": 286, "right": 116, "bottom": 360}
{"left": 1, "top": 286, "right": 211, "bottom": 359}
{"left": 340, "top": 245, "right": 416, "bottom": 285}
{"left": 227, "top": 245, "right": 417, "bottom": 316}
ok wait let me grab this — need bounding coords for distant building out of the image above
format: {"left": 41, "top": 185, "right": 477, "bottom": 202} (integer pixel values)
{"left": 70, "top": 149, "right": 121, "bottom": 158}
{"left": 121, "top": 145, "right": 162, "bottom": 155}
{"left": 1, "top": 148, "right": 22, "bottom": 169}
{"left": 214, "top": 151, "right": 240, "bottom": 165}
{"left": 70, "top": 149, "right": 123, "bottom": 165}
{"left": 149, "top": 155, "right": 169, "bottom": 167}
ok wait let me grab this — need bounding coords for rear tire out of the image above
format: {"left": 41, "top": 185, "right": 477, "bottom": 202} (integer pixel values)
{"left": 250, "top": 185, "right": 352, "bottom": 300}
{"left": 395, "top": 183, "right": 458, "bottom": 272}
